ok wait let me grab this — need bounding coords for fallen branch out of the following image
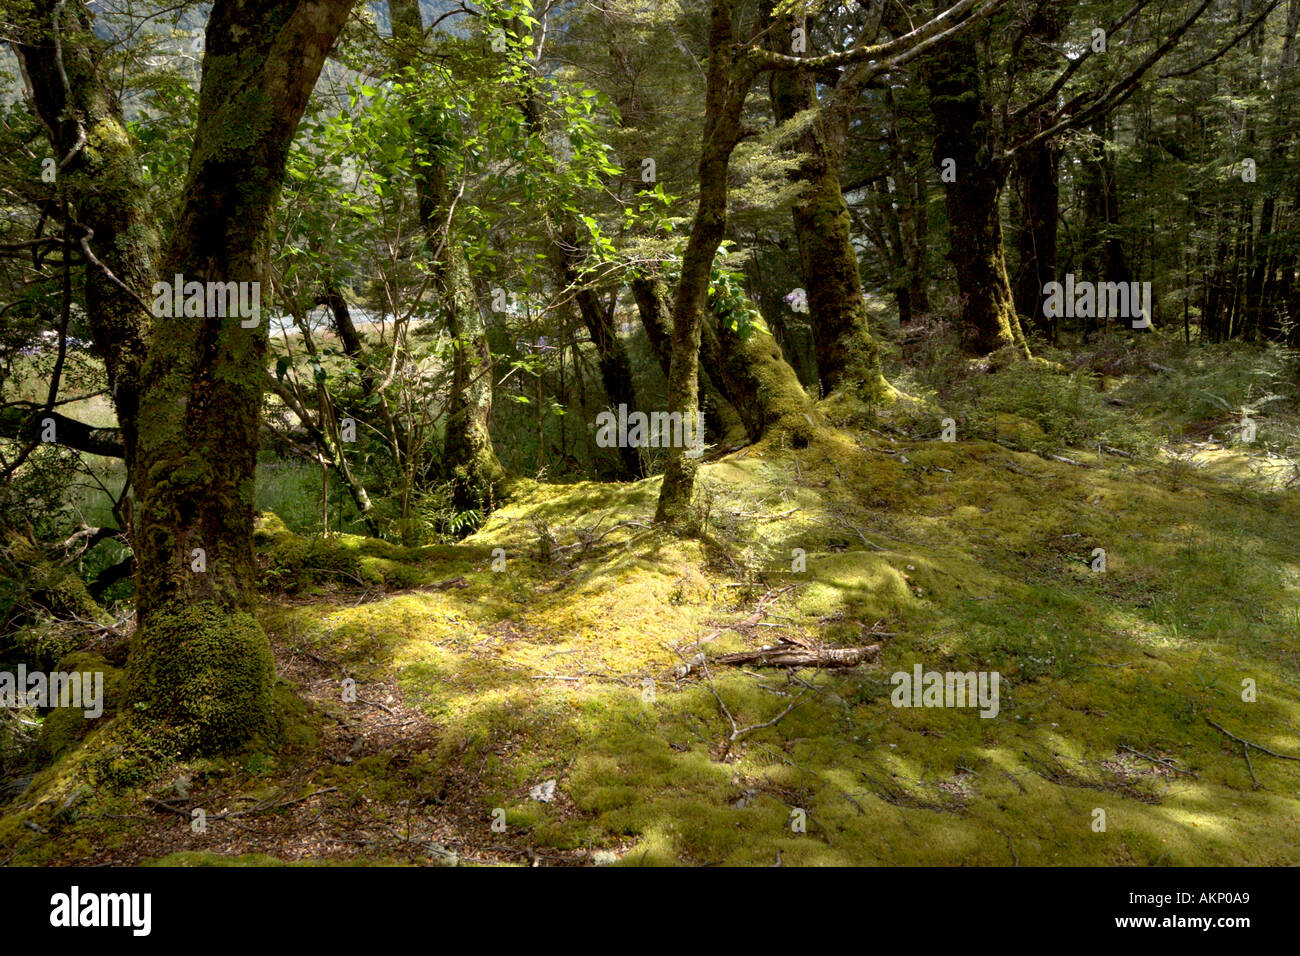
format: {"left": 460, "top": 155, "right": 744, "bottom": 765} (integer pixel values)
{"left": 143, "top": 797, "right": 190, "bottom": 818}
{"left": 421, "top": 576, "right": 469, "bottom": 591}
{"left": 713, "top": 643, "right": 881, "bottom": 669}
{"left": 1207, "top": 717, "right": 1300, "bottom": 789}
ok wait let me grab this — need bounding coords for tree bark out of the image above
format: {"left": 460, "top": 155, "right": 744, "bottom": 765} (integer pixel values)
{"left": 1007, "top": 1, "right": 1068, "bottom": 343}
{"left": 125, "top": 0, "right": 354, "bottom": 753}
{"left": 924, "top": 30, "right": 1029, "bottom": 357}
{"left": 391, "top": 0, "right": 505, "bottom": 522}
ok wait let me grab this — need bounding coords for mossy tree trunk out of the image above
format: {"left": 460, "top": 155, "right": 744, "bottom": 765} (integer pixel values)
{"left": 632, "top": 272, "right": 745, "bottom": 445}
{"left": 764, "top": 6, "right": 888, "bottom": 399}
{"left": 13, "top": 0, "right": 159, "bottom": 469}
{"left": 699, "top": 308, "right": 817, "bottom": 442}
{"left": 656, "top": 0, "right": 1005, "bottom": 526}
{"left": 19, "top": 0, "right": 354, "bottom": 752}
{"left": 391, "top": 0, "right": 505, "bottom": 523}
{"left": 654, "top": 1, "right": 752, "bottom": 529}
{"left": 631, "top": 273, "right": 674, "bottom": 379}
{"left": 924, "top": 31, "right": 1030, "bottom": 358}
{"left": 125, "top": 0, "right": 355, "bottom": 753}
{"left": 434, "top": 231, "right": 506, "bottom": 518}
{"left": 636, "top": 270, "right": 806, "bottom": 444}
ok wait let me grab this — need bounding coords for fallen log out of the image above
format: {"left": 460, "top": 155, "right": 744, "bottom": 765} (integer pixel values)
{"left": 421, "top": 576, "right": 469, "bottom": 591}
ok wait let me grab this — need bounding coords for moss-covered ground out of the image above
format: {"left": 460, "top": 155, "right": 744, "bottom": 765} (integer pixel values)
{"left": 3, "top": 342, "right": 1299, "bottom": 866}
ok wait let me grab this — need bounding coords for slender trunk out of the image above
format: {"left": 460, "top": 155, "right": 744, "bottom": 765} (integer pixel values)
{"left": 392, "top": 0, "right": 505, "bottom": 521}
{"left": 14, "top": 0, "right": 158, "bottom": 468}
{"left": 1078, "top": 117, "right": 1133, "bottom": 337}
{"left": 1012, "top": 139, "right": 1059, "bottom": 342}
{"left": 655, "top": 2, "right": 745, "bottom": 528}
{"left": 316, "top": 285, "right": 377, "bottom": 398}
{"left": 552, "top": 229, "right": 643, "bottom": 479}
{"left": 632, "top": 273, "right": 751, "bottom": 446}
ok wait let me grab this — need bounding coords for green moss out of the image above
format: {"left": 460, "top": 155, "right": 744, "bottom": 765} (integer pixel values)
{"left": 123, "top": 603, "right": 278, "bottom": 755}
{"left": 4, "top": 531, "right": 110, "bottom": 625}
{"left": 253, "top": 511, "right": 465, "bottom": 591}
{"left": 15, "top": 351, "right": 1300, "bottom": 865}
{"left": 36, "top": 652, "right": 122, "bottom": 763}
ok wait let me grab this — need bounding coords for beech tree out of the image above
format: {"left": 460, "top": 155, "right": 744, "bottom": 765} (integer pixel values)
{"left": 13, "top": 0, "right": 355, "bottom": 751}
{"left": 918, "top": 0, "right": 1215, "bottom": 355}
{"left": 654, "top": 0, "right": 1007, "bottom": 528}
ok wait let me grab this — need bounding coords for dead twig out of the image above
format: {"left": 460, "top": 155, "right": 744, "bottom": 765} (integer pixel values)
{"left": 1206, "top": 718, "right": 1300, "bottom": 761}
{"left": 1207, "top": 718, "right": 1300, "bottom": 789}
{"left": 676, "top": 648, "right": 810, "bottom": 759}
{"left": 1118, "top": 744, "right": 1198, "bottom": 778}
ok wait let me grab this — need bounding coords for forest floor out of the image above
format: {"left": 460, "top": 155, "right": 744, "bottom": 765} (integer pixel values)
{"left": 3, "top": 336, "right": 1300, "bottom": 865}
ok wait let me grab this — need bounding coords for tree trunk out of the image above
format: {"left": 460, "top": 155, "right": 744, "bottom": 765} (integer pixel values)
{"left": 700, "top": 308, "right": 818, "bottom": 442}
{"left": 655, "top": 1, "right": 745, "bottom": 528}
{"left": 924, "top": 32, "right": 1029, "bottom": 357}
{"left": 14, "top": 0, "right": 159, "bottom": 468}
{"left": 1008, "top": 1, "right": 1067, "bottom": 343}
{"left": 766, "top": 12, "right": 888, "bottom": 398}
{"left": 125, "top": 0, "right": 355, "bottom": 753}
{"left": 553, "top": 231, "right": 643, "bottom": 479}
{"left": 631, "top": 273, "right": 675, "bottom": 380}
{"left": 1012, "top": 138, "right": 1060, "bottom": 342}
{"left": 433, "top": 221, "right": 507, "bottom": 517}
{"left": 631, "top": 272, "right": 744, "bottom": 445}
{"left": 1078, "top": 117, "right": 1133, "bottom": 338}
{"left": 391, "top": 0, "right": 505, "bottom": 521}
